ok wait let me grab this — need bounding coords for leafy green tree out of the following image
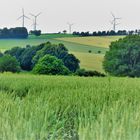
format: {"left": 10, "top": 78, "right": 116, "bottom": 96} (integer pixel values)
{"left": 0, "top": 55, "right": 20, "bottom": 73}
{"left": 33, "top": 55, "right": 70, "bottom": 75}
{"left": 103, "top": 35, "right": 140, "bottom": 77}
{"left": 5, "top": 44, "right": 45, "bottom": 71}
{"left": 32, "top": 43, "right": 80, "bottom": 72}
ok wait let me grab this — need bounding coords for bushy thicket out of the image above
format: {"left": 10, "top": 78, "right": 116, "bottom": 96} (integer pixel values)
{"left": 103, "top": 35, "right": 140, "bottom": 77}
{"left": 5, "top": 42, "right": 80, "bottom": 75}
{"left": 76, "top": 69, "right": 105, "bottom": 77}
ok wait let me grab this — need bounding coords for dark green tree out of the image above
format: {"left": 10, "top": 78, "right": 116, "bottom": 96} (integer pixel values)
{"left": 103, "top": 35, "right": 140, "bottom": 77}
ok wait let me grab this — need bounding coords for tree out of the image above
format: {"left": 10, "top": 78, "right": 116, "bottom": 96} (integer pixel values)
{"left": 32, "top": 42, "right": 80, "bottom": 72}
{"left": 103, "top": 35, "right": 140, "bottom": 77}
{"left": 30, "top": 30, "right": 41, "bottom": 36}
{"left": 0, "top": 27, "right": 28, "bottom": 39}
{"left": 33, "top": 55, "right": 70, "bottom": 75}
{"left": 63, "top": 54, "right": 80, "bottom": 72}
{"left": 5, "top": 44, "right": 45, "bottom": 71}
{"left": 0, "top": 55, "right": 20, "bottom": 73}
{"left": 63, "top": 30, "right": 67, "bottom": 34}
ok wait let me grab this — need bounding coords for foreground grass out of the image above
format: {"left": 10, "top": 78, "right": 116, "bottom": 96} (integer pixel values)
{"left": 0, "top": 73, "right": 140, "bottom": 140}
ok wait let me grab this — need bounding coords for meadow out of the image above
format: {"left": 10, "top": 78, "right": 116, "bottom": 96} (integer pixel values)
{"left": 1, "top": 73, "right": 140, "bottom": 140}
{"left": 0, "top": 34, "right": 123, "bottom": 72}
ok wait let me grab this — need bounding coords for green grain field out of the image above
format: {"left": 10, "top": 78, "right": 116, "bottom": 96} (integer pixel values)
{"left": 0, "top": 73, "right": 140, "bottom": 140}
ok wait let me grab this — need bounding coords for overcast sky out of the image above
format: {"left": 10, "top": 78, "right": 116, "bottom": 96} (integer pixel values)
{"left": 0, "top": 0, "right": 140, "bottom": 33}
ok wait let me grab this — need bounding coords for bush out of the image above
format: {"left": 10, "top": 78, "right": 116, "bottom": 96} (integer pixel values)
{"left": 103, "top": 35, "right": 140, "bottom": 77}
{"left": 33, "top": 55, "right": 70, "bottom": 75}
{"left": 0, "top": 55, "right": 20, "bottom": 73}
{"left": 76, "top": 69, "right": 105, "bottom": 77}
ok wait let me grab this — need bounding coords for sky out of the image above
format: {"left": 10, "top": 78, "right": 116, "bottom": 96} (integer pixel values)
{"left": 0, "top": 0, "right": 140, "bottom": 33}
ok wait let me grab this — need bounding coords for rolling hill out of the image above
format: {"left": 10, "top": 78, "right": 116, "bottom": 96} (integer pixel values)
{"left": 0, "top": 34, "right": 123, "bottom": 72}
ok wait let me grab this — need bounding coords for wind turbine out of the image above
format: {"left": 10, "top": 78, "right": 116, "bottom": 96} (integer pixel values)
{"left": 17, "top": 8, "right": 30, "bottom": 27}
{"left": 30, "top": 12, "right": 41, "bottom": 31}
{"left": 110, "top": 12, "right": 121, "bottom": 32}
{"left": 67, "top": 23, "right": 74, "bottom": 34}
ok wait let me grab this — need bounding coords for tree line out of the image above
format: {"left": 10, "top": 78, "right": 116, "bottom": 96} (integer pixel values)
{"left": 73, "top": 30, "right": 140, "bottom": 37}
{"left": 0, "top": 27, "right": 28, "bottom": 39}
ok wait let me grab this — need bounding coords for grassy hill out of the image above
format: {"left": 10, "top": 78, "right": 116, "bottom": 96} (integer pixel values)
{"left": 0, "top": 34, "right": 123, "bottom": 72}
{"left": 1, "top": 73, "right": 140, "bottom": 140}
{"left": 55, "top": 36, "right": 124, "bottom": 48}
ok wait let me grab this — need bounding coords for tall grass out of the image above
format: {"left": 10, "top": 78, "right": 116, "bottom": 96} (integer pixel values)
{"left": 0, "top": 73, "right": 140, "bottom": 140}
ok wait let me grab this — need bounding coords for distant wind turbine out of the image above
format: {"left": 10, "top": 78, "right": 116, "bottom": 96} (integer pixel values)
{"left": 110, "top": 12, "right": 121, "bottom": 32}
{"left": 30, "top": 12, "right": 41, "bottom": 31}
{"left": 67, "top": 23, "right": 74, "bottom": 34}
{"left": 17, "top": 8, "right": 30, "bottom": 27}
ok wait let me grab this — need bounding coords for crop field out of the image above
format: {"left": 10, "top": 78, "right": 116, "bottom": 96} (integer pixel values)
{"left": 0, "top": 35, "right": 122, "bottom": 72}
{"left": 72, "top": 52, "right": 104, "bottom": 72}
{"left": 56, "top": 36, "right": 124, "bottom": 48}
{"left": 1, "top": 73, "right": 140, "bottom": 140}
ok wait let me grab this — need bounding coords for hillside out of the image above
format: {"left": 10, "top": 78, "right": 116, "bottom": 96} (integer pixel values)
{"left": 1, "top": 73, "right": 140, "bottom": 140}
{"left": 55, "top": 36, "right": 124, "bottom": 48}
{"left": 0, "top": 35, "right": 123, "bottom": 72}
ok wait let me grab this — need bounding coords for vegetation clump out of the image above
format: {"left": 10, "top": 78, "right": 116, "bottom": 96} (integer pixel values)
{"left": 103, "top": 35, "right": 140, "bottom": 77}
{"left": 0, "top": 55, "right": 20, "bottom": 73}
{"left": 5, "top": 42, "right": 80, "bottom": 75}
{"left": 76, "top": 68, "right": 105, "bottom": 77}
{"left": 33, "top": 55, "right": 70, "bottom": 75}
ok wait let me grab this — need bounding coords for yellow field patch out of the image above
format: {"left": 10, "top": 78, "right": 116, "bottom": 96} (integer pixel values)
{"left": 56, "top": 36, "right": 124, "bottom": 48}
{"left": 72, "top": 52, "right": 104, "bottom": 72}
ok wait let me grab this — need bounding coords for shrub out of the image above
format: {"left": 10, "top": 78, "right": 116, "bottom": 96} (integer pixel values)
{"left": 33, "top": 55, "right": 70, "bottom": 75}
{"left": 88, "top": 50, "right": 92, "bottom": 53}
{"left": 76, "top": 69, "right": 105, "bottom": 77}
{"left": 0, "top": 55, "right": 20, "bottom": 73}
{"left": 103, "top": 35, "right": 140, "bottom": 77}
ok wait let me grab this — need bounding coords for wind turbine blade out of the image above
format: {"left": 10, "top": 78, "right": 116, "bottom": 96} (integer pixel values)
{"left": 36, "top": 12, "right": 41, "bottom": 17}
{"left": 30, "top": 13, "right": 35, "bottom": 17}
{"left": 111, "top": 12, "right": 115, "bottom": 18}
{"left": 24, "top": 15, "right": 30, "bottom": 19}
{"left": 17, "top": 16, "right": 23, "bottom": 20}
{"left": 110, "top": 21, "right": 113, "bottom": 24}
{"left": 115, "top": 17, "right": 121, "bottom": 20}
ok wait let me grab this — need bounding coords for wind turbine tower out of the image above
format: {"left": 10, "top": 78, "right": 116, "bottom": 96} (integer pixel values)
{"left": 67, "top": 23, "right": 74, "bottom": 34}
{"left": 30, "top": 13, "right": 41, "bottom": 31}
{"left": 110, "top": 12, "right": 121, "bottom": 32}
{"left": 17, "top": 8, "right": 30, "bottom": 27}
